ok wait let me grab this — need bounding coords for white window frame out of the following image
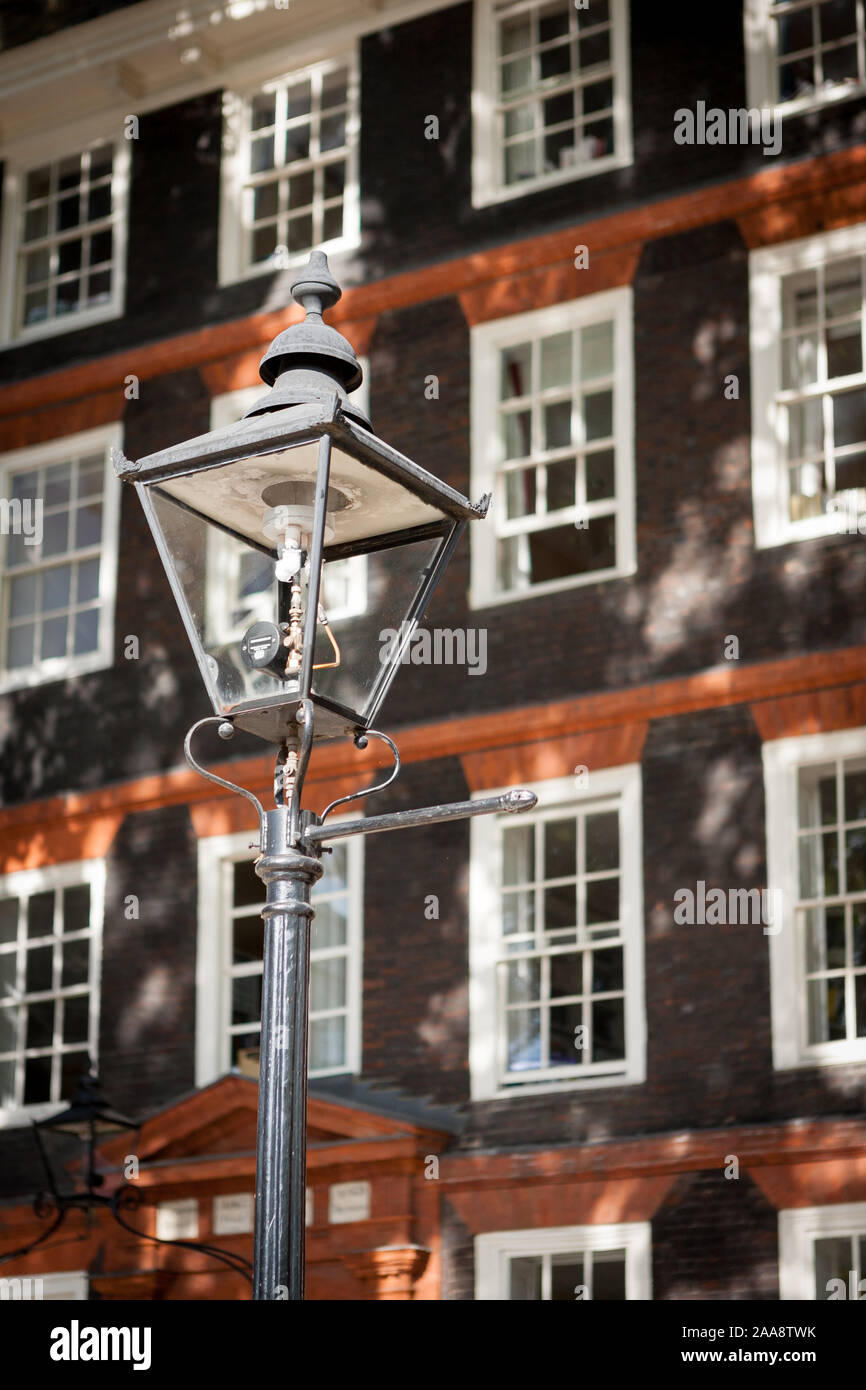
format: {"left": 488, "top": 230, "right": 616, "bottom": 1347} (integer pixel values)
{"left": 764, "top": 724, "right": 866, "bottom": 1070}
{"left": 0, "top": 424, "right": 122, "bottom": 693}
{"left": 0, "top": 116, "right": 130, "bottom": 347}
{"left": 469, "top": 766, "right": 645, "bottom": 1100}
{"left": 195, "top": 827, "right": 363, "bottom": 1086}
{"left": 779, "top": 1201, "right": 866, "bottom": 1299}
{"left": 470, "top": 289, "right": 635, "bottom": 608}
{"left": 475, "top": 1221, "right": 651, "bottom": 1300}
{"left": 472, "top": 0, "right": 632, "bottom": 208}
{"left": 0, "top": 859, "right": 105, "bottom": 1130}
{"left": 219, "top": 49, "right": 361, "bottom": 288}
{"left": 750, "top": 222, "right": 866, "bottom": 548}
{"left": 745, "top": 0, "right": 866, "bottom": 117}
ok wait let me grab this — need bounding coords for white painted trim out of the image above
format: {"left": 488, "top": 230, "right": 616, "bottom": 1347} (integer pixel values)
{"left": 469, "top": 288, "right": 635, "bottom": 609}
{"left": 763, "top": 725, "right": 866, "bottom": 1071}
{"left": 0, "top": 858, "right": 105, "bottom": 1130}
{"left": 468, "top": 765, "right": 645, "bottom": 1101}
{"left": 475, "top": 1220, "right": 652, "bottom": 1300}
{"left": 195, "top": 825, "right": 363, "bottom": 1086}
{"left": 0, "top": 0, "right": 466, "bottom": 110}
{"left": 749, "top": 220, "right": 866, "bottom": 549}
{"left": 471, "top": 0, "right": 632, "bottom": 209}
{"left": 0, "top": 424, "right": 122, "bottom": 693}
{"left": 0, "top": 133, "right": 129, "bottom": 348}
{"left": 779, "top": 1201, "right": 866, "bottom": 1300}
{"left": 218, "top": 48, "right": 361, "bottom": 288}
{"left": 744, "top": 0, "right": 866, "bottom": 116}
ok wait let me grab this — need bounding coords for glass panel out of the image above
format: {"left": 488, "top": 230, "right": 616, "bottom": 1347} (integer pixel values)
{"left": 799, "top": 832, "right": 839, "bottom": 898}
{"left": 544, "top": 819, "right": 576, "bottom": 880}
{"left": 233, "top": 859, "right": 262, "bottom": 908}
{"left": 847, "top": 768, "right": 866, "bottom": 821}
{"left": 60, "top": 1051, "right": 88, "bottom": 1101}
{"left": 544, "top": 884, "right": 576, "bottom": 931}
{"left": 25, "top": 943, "right": 54, "bottom": 990}
{"left": 592, "top": 946, "right": 624, "bottom": 993}
{"left": 311, "top": 899, "right": 347, "bottom": 949}
{"left": 309, "top": 1014, "right": 345, "bottom": 1070}
{"left": 586, "top": 876, "right": 619, "bottom": 925}
{"left": 506, "top": 957, "right": 540, "bottom": 1003}
{"left": 581, "top": 322, "right": 613, "bottom": 380}
{"left": 505, "top": 468, "right": 537, "bottom": 519}
{"left": 550, "top": 951, "right": 582, "bottom": 998}
{"left": 503, "top": 823, "right": 535, "bottom": 886}
{"left": 74, "top": 609, "right": 99, "bottom": 655}
{"left": 504, "top": 409, "right": 532, "bottom": 459}
{"left": 232, "top": 974, "right": 262, "bottom": 1026}
{"left": 43, "top": 565, "right": 71, "bottom": 612}
{"left": 506, "top": 1008, "right": 541, "bottom": 1071}
{"left": 0, "top": 1006, "right": 17, "bottom": 1053}
{"left": 41, "top": 616, "right": 68, "bottom": 660}
{"left": 551, "top": 1256, "right": 584, "bottom": 1301}
{"left": 592, "top": 996, "right": 625, "bottom": 1060}
{"left": 593, "top": 1249, "right": 627, "bottom": 1300}
{"left": 27, "top": 892, "right": 54, "bottom": 939}
{"left": 0, "top": 950, "right": 16, "bottom": 997}
{"left": 62, "top": 885, "right": 90, "bottom": 934}
{"left": 26, "top": 999, "right": 54, "bottom": 1049}
{"left": 323, "top": 203, "right": 342, "bottom": 243}
{"left": 584, "top": 390, "right": 613, "bottom": 440}
{"left": 544, "top": 401, "right": 572, "bottom": 450}
{"left": 808, "top": 977, "right": 846, "bottom": 1043}
{"left": 549, "top": 1001, "right": 583, "bottom": 1064}
{"left": 846, "top": 828, "right": 866, "bottom": 892}
{"left": 805, "top": 906, "right": 846, "bottom": 972}
{"left": 0, "top": 899, "right": 17, "bottom": 945}
{"left": 789, "top": 398, "right": 823, "bottom": 459}
{"left": 310, "top": 956, "right": 346, "bottom": 1012}
{"left": 586, "top": 811, "right": 619, "bottom": 871}
{"left": 855, "top": 973, "right": 866, "bottom": 1037}
{"left": 540, "top": 333, "right": 572, "bottom": 390}
{"left": 509, "top": 1256, "right": 542, "bottom": 1300}
{"left": 504, "top": 138, "right": 536, "bottom": 184}
{"left": 63, "top": 994, "right": 90, "bottom": 1045}
{"left": 834, "top": 388, "right": 866, "bottom": 449}
{"left": 10, "top": 574, "right": 37, "bottom": 619}
{"left": 61, "top": 938, "right": 89, "bottom": 988}
{"left": 0, "top": 1060, "right": 14, "bottom": 1107}
{"left": 233, "top": 916, "right": 264, "bottom": 965}
{"left": 501, "top": 343, "right": 532, "bottom": 399}
{"left": 815, "top": 1237, "right": 853, "bottom": 1299}
{"left": 503, "top": 890, "right": 535, "bottom": 937}
{"left": 799, "top": 766, "right": 837, "bottom": 828}
{"left": 546, "top": 458, "right": 575, "bottom": 511}
{"left": 24, "top": 1055, "right": 52, "bottom": 1105}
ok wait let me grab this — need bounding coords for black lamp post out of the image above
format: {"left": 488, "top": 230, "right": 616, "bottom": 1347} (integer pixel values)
{"left": 113, "top": 252, "right": 536, "bottom": 1301}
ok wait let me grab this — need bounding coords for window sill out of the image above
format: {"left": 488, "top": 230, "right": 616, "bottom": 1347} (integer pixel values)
{"left": 0, "top": 300, "right": 123, "bottom": 351}
{"left": 0, "top": 649, "right": 112, "bottom": 696}
{"left": 472, "top": 149, "right": 633, "bottom": 210}
{"left": 470, "top": 559, "right": 635, "bottom": 610}
{"left": 475, "top": 1067, "right": 643, "bottom": 1100}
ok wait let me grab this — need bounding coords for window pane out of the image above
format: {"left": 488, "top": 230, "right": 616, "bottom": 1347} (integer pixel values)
{"left": 540, "top": 332, "right": 572, "bottom": 389}
{"left": 61, "top": 938, "right": 89, "bottom": 988}
{"left": 310, "top": 1014, "right": 345, "bottom": 1071}
{"left": 509, "top": 1255, "right": 542, "bottom": 1300}
{"left": 551, "top": 1255, "right": 585, "bottom": 1301}
{"left": 503, "top": 823, "right": 534, "bottom": 886}
{"left": 506, "top": 957, "right": 541, "bottom": 1003}
{"left": 545, "top": 884, "right": 576, "bottom": 931}
{"left": 808, "top": 976, "right": 846, "bottom": 1043}
{"left": 507, "top": 1008, "right": 541, "bottom": 1071}
{"left": 232, "top": 974, "right": 262, "bottom": 1026}
{"left": 799, "top": 832, "right": 839, "bottom": 898}
{"left": 60, "top": 1051, "right": 88, "bottom": 1101}
{"left": 815, "top": 1237, "right": 853, "bottom": 1298}
{"left": 27, "top": 892, "right": 54, "bottom": 939}
{"left": 310, "top": 956, "right": 346, "bottom": 1012}
{"left": 63, "top": 993, "right": 90, "bottom": 1045}
{"left": 592, "top": 946, "right": 624, "bottom": 993}
{"left": 233, "top": 915, "right": 263, "bottom": 965}
{"left": 592, "top": 996, "right": 625, "bottom": 1060}
{"left": 799, "top": 766, "right": 837, "bottom": 828}
{"left": 586, "top": 875, "right": 619, "bottom": 924}
{"left": 74, "top": 609, "right": 99, "bottom": 655}
{"left": 43, "top": 565, "right": 71, "bottom": 612}
{"left": 24, "top": 1055, "right": 52, "bottom": 1104}
{"left": 846, "top": 769, "right": 866, "bottom": 823}
{"left": 593, "top": 1249, "right": 627, "bottom": 1300}
{"left": 233, "top": 860, "right": 262, "bottom": 908}
{"left": 586, "top": 811, "right": 619, "bottom": 871}
{"left": 544, "top": 819, "right": 576, "bottom": 879}
{"left": 501, "top": 343, "right": 532, "bottom": 399}
{"left": 62, "top": 885, "right": 90, "bottom": 934}
{"left": 805, "top": 905, "right": 846, "bottom": 973}
{"left": 0, "top": 900, "right": 18, "bottom": 945}
{"left": 549, "top": 1001, "right": 583, "bottom": 1063}
{"left": 311, "top": 900, "right": 347, "bottom": 949}
{"left": 25, "top": 999, "right": 54, "bottom": 1049}
{"left": 503, "top": 889, "right": 535, "bottom": 936}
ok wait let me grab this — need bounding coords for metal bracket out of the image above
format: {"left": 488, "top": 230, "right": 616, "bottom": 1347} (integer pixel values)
{"left": 307, "top": 788, "right": 537, "bottom": 844}
{"left": 184, "top": 716, "right": 267, "bottom": 844}
{"left": 319, "top": 728, "right": 401, "bottom": 822}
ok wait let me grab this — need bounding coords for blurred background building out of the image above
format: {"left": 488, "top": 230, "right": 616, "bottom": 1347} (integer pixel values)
{"left": 0, "top": 0, "right": 865, "bottom": 1300}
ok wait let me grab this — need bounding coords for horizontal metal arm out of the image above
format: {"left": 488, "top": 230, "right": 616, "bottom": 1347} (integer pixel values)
{"left": 304, "top": 789, "right": 537, "bottom": 843}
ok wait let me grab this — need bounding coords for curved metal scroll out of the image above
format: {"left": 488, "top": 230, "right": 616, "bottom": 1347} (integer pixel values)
{"left": 184, "top": 717, "right": 266, "bottom": 841}
{"left": 319, "top": 729, "right": 401, "bottom": 823}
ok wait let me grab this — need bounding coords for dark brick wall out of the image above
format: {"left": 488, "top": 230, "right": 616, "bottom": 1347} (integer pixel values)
{"left": 651, "top": 1170, "right": 780, "bottom": 1301}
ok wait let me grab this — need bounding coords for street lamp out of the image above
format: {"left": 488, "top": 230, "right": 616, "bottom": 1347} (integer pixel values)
{"left": 113, "top": 251, "right": 536, "bottom": 1301}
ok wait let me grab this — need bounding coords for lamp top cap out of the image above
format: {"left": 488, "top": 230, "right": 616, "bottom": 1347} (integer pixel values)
{"left": 256, "top": 249, "right": 362, "bottom": 393}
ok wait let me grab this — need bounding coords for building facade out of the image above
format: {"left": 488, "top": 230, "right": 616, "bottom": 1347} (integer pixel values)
{"left": 1, "top": 0, "right": 866, "bottom": 1300}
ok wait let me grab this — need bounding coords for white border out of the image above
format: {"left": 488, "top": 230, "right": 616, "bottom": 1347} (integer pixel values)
{"left": 779, "top": 1201, "right": 866, "bottom": 1300}
{"left": 0, "top": 424, "right": 122, "bottom": 694}
{"left": 469, "top": 288, "right": 636, "bottom": 609}
{"left": 744, "top": 0, "right": 866, "bottom": 117}
{"left": 219, "top": 48, "right": 361, "bottom": 288}
{"left": 750, "top": 221, "right": 866, "bottom": 548}
{"left": 763, "top": 724, "right": 866, "bottom": 1071}
{"left": 0, "top": 859, "right": 105, "bottom": 1130}
{"left": 468, "top": 765, "right": 645, "bottom": 1100}
{"left": 0, "top": 126, "right": 130, "bottom": 349}
{"left": 472, "top": 0, "right": 633, "bottom": 208}
{"left": 195, "top": 826, "right": 363, "bottom": 1085}
{"left": 475, "top": 1220, "right": 652, "bottom": 1300}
